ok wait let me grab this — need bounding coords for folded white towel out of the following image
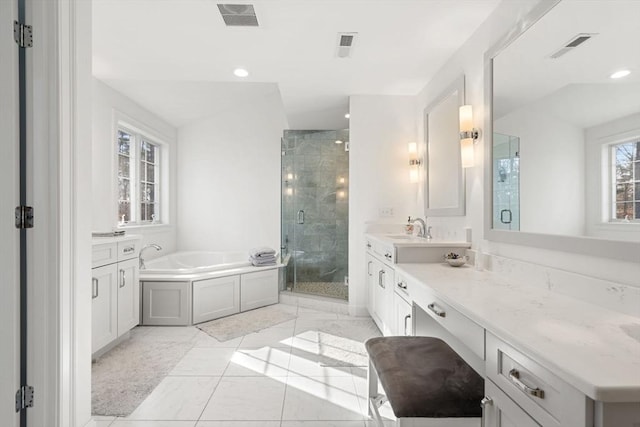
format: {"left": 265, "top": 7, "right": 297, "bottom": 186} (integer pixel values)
{"left": 250, "top": 256, "right": 277, "bottom": 266}
{"left": 249, "top": 246, "right": 277, "bottom": 258}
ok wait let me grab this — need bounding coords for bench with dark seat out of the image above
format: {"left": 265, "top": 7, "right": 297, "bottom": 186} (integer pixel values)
{"left": 365, "top": 336, "right": 484, "bottom": 427}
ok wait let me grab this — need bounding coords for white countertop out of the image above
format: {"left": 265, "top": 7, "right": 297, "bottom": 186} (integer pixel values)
{"left": 366, "top": 233, "right": 471, "bottom": 248}
{"left": 396, "top": 262, "right": 640, "bottom": 402}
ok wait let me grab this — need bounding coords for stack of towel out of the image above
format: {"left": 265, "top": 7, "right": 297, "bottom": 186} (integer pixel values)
{"left": 249, "top": 247, "right": 277, "bottom": 266}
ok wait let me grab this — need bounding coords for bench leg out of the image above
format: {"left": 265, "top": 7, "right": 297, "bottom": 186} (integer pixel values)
{"left": 368, "top": 357, "right": 388, "bottom": 427}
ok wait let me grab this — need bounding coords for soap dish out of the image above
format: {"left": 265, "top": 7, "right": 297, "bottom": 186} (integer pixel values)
{"left": 444, "top": 252, "right": 467, "bottom": 267}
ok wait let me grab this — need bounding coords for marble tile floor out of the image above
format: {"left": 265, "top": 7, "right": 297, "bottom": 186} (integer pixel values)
{"left": 93, "top": 304, "right": 397, "bottom": 427}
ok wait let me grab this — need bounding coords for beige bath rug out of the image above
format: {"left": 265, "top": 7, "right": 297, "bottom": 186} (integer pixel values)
{"left": 92, "top": 332, "right": 194, "bottom": 416}
{"left": 196, "top": 304, "right": 297, "bottom": 341}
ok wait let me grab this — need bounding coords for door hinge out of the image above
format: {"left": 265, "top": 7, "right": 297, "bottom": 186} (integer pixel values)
{"left": 15, "top": 206, "right": 34, "bottom": 229}
{"left": 13, "top": 21, "right": 33, "bottom": 48}
{"left": 15, "top": 385, "right": 34, "bottom": 412}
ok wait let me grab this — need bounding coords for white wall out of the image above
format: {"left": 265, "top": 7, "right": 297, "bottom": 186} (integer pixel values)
{"left": 495, "top": 107, "right": 585, "bottom": 236}
{"left": 348, "top": 95, "right": 418, "bottom": 316}
{"left": 92, "top": 78, "right": 178, "bottom": 254}
{"left": 585, "top": 113, "right": 640, "bottom": 241}
{"left": 176, "top": 91, "right": 287, "bottom": 253}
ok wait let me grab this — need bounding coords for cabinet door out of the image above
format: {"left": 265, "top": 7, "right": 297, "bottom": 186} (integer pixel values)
{"left": 117, "top": 258, "right": 139, "bottom": 336}
{"left": 484, "top": 380, "right": 540, "bottom": 427}
{"left": 393, "top": 291, "right": 412, "bottom": 336}
{"left": 241, "top": 269, "right": 278, "bottom": 312}
{"left": 365, "top": 253, "right": 376, "bottom": 320}
{"left": 374, "top": 263, "right": 394, "bottom": 335}
{"left": 92, "top": 264, "right": 118, "bottom": 353}
{"left": 193, "top": 275, "right": 240, "bottom": 324}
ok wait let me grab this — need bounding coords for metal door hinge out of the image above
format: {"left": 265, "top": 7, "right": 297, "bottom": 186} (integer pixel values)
{"left": 15, "top": 206, "right": 34, "bottom": 229}
{"left": 13, "top": 21, "right": 33, "bottom": 48}
{"left": 15, "top": 385, "right": 34, "bottom": 412}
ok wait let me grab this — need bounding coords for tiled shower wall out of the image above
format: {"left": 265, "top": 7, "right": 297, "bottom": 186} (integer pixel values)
{"left": 282, "top": 130, "right": 349, "bottom": 286}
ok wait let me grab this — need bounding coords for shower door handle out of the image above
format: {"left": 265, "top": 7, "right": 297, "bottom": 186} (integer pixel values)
{"left": 297, "top": 210, "right": 305, "bottom": 224}
{"left": 500, "top": 209, "right": 512, "bottom": 224}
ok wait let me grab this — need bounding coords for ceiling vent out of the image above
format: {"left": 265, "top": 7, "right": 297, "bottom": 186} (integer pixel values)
{"left": 217, "top": 4, "right": 259, "bottom": 27}
{"left": 549, "top": 33, "right": 597, "bottom": 59}
{"left": 336, "top": 32, "right": 357, "bottom": 58}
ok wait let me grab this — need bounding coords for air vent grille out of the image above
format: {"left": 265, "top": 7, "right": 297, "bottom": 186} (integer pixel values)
{"left": 217, "top": 4, "right": 258, "bottom": 27}
{"left": 549, "top": 33, "right": 596, "bottom": 59}
{"left": 336, "top": 32, "right": 357, "bottom": 58}
{"left": 339, "top": 35, "right": 354, "bottom": 47}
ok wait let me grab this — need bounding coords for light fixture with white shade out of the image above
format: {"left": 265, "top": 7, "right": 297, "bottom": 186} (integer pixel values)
{"left": 459, "top": 105, "right": 479, "bottom": 168}
{"left": 234, "top": 68, "right": 249, "bottom": 77}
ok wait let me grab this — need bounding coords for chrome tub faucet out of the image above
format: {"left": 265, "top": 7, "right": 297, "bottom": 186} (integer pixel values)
{"left": 139, "top": 244, "right": 162, "bottom": 269}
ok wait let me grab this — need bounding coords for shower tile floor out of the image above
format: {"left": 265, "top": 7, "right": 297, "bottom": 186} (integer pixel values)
{"left": 93, "top": 304, "right": 395, "bottom": 427}
{"left": 288, "top": 282, "right": 349, "bottom": 300}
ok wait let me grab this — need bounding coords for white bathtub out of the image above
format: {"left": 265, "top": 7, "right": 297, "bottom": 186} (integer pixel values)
{"left": 138, "top": 250, "right": 281, "bottom": 326}
{"left": 141, "top": 251, "right": 251, "bottom": 275}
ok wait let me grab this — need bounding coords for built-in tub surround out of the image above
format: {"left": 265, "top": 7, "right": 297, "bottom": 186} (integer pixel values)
{"left": 139, "top": 251, "right": 282, "bottom": 326}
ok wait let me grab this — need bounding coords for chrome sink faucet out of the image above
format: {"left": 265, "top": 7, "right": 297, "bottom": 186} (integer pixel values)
{"left": 139, "top": 244, "right": 162, "bottom": 269}
{"left": 412, "top": 217, "right": 433, "bottom": 240}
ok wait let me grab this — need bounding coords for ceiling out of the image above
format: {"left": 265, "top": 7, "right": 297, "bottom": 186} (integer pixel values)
{"left": 92, "top": 0, "right": 501, "bottom": 129}
{"left": 493, "top": 0, "right": 640, "bottom": 128}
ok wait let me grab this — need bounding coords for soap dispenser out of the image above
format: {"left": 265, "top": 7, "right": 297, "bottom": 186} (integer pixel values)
{"left": 404, "top": 216, "right": 414, "bottom": 235}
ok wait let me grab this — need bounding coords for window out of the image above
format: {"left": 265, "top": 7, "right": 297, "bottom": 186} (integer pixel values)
{"left": 117, "top": 127, "right": 161, "bottom": 225}
{"left": 612, "top": 140, "right": 640, "bottom": 221}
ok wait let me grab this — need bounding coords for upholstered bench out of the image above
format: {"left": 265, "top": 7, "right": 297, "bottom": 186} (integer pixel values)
{"left": 365, "top": 336, "right": 484, "bottom": 427}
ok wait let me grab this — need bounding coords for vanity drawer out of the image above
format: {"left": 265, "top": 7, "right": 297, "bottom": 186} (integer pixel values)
{"left": 394, "top": 272, "right": 411, "bottom": 302}
{"left": 118, "top": 240, "right": 140, "bottom": 261}
{"left": 415, "top": 283, "right": 484, "bottom": 360}
{"left": 486, "top": 332, "right": 586, "bottom": 426}
{"left": 92, "top": 243, "right": 117, "bottom": 268}
{"left": 366, "top": 239, "right": 395, "bottom": 264}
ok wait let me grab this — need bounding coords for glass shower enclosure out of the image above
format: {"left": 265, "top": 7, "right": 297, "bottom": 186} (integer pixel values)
{"left": 493, "top": 132, "right": 520, "bottom": 231}
{"left": 281, "top": 130, "right": 349, "bottom": 300}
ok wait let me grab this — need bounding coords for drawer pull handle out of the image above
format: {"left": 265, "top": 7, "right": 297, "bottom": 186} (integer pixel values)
{"left": 378, "top": 270, "right": 386, "bottom": 289}
{"left": 480, "top": 397, "right": 493, "bottom": 427}
{"left": 92, "top": 278, "right": 99, "bottom": 299}
{"left": 397, "top": 282, "right": 407, "bottom": 290}
{"left": 367, "top": 261, "right": 373, "bottom": 276}
{"left": 427, "top": 303, "right": 446, "bottom": 317}
{"left": 404, "top": 314, "right": 411, "bottom": 336}
{"left": 366, "top": 243, "right": 372, "bottom": 248}
{"left": 119, "top": 269, "right": 126, "bottom": 288}
{"left": 509, "top": 369, "right": 545, "bottom": 399}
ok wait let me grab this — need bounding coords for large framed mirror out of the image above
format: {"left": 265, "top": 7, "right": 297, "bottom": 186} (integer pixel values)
{"left": 425, "top": 75, "right": 465, "bottom": 216}
{"left": 484, "top": 0, "right": 640, "bottom": 262}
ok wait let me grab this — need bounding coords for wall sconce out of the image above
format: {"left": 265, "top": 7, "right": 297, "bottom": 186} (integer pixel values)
{"left": 408, "top": 142, "right": 422, "bottom": 183}
{"left": 459, "top": 105, "right": 479, "bottom": 168}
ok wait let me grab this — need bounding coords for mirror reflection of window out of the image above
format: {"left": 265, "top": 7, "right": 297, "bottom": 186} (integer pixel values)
{"left": 612, "top": 140, "right": 640, "bottom": 222}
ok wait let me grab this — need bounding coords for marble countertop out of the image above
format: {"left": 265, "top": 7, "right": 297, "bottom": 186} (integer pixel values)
{"left": 139, "top": 263, "right": 283, "bottom": 282}
{"left": 395, "top": 262, "right": 640, "bottom": 402}
{"left": 366, "top": 233, "right": 471, "bottom": 248}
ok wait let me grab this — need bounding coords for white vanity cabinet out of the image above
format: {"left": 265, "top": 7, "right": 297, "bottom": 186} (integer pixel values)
{"left": 393, "top": 273, "right": 412, "bottom": 336}
{"left": 365, "top": 239, "right": 395, "bottom": 335}
{"left": 484, "top": 332, "right": 589, "bottom": 427}
{"left": 91, "top": 236, "right": 141, "bottom": 354}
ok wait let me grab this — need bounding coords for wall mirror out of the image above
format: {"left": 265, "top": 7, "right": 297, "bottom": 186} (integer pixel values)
{"left": 485, "top": 0, "right": 640, "bottom": 261}
{"left": 425, "top": 75, "right": 465, "bottom": 216}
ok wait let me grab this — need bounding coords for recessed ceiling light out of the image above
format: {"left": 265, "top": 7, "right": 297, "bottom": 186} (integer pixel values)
{"left": 610, "top": 69, "right": 631, "bottom": 79}
{"left": 345, "top": 113, "right": 350, "bottom": 119}
{"left": 335, "top": 140, "right": 343, "bottom": 144}
{"left": 234, "top": 68, "right": 249, "bottom": 77}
